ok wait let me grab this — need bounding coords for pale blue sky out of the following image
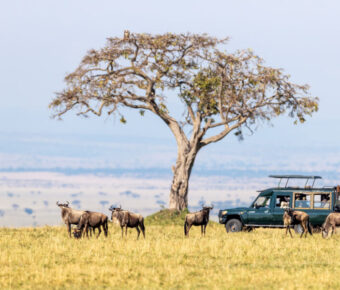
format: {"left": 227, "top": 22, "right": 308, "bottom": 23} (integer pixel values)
{"left": 1, "top": 0, "right": 340, "bottom": 164}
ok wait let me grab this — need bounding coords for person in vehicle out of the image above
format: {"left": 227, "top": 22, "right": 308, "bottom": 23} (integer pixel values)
{"left": 321, "top": 195, "right": 330, "bottom": 208}
{"left": 295, "top": 194, "right": 309, "bottom": 208}
{"left": 279, "top": 196, "right": 290, "bottom": 208}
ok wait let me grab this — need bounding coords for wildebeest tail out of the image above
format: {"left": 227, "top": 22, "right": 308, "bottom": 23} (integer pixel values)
{"left": 307, "top": 218, "right": 313, "bottom": 235}
{"left": 139, "top": 217, "right": 145, "bottom": 238}
{"left": 105, "top": 216, "right": 109, "bottom": 232}
{"left": 184, "top": 218, "right": 188, "bottom": 236}
{"left": 140, "top": 217, "right": 145, "bottom": 231}
{"left": 101, "top": 215, "right": 108, "bottom": 232}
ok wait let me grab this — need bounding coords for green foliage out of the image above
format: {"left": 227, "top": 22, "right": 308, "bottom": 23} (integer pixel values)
{"left": 120, "top": 116, "right": 126, "bottom": 124}
{"left": 180, "top": 69, "right": 220, "bottom": 116}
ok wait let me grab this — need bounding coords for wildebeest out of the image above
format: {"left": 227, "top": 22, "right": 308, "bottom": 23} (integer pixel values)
{"left": 75, "top": 211, "right": 108, "bottom": 238}
{"left": 321, "top": 212, "right": 340, "bottom": 238}
{"left": 283, "top": 208, "right": 313, "bottom": 238}
{"left": 56, "top": 201, "right": 88, "bottom": 238}
{"left": 184, "top": 205, "right": 213, "bottom": 237}
{"left": 56, "top": 201, "right": 96, "bottom": 238}
{"left": 109, "top": 206, "right": 145, "bottom": 239}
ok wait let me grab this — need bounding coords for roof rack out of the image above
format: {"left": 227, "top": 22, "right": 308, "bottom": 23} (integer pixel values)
{"left": 269, "top": 175, "right": 322, "bottom": 188}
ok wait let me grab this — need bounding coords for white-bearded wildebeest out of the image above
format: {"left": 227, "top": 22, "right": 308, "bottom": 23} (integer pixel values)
{"left": 321, "top": 212, "right": 340, "bottom": 238}
{"left": 56, "top": 201, "right": 89, "bottom": 238}
{"left": 109, "top": 206, "right": 145, "bottom": 239}
{"left": 184, "top": 205, "right": 213, "bottom": 237}
{"left": 75, "top": 211, "right": 108, "bottom": 238}
{"left": 283, "top": 208, "right": 313, "bottom": 238}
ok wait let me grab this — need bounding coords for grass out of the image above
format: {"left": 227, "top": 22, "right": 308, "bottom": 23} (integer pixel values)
{"left": 0, "top": 219, "right": 340, "bottom": 289}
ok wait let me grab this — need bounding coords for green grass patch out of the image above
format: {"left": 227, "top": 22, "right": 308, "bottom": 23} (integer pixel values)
{"left": 144, "top": 208, "right": 189, "bottom": 226}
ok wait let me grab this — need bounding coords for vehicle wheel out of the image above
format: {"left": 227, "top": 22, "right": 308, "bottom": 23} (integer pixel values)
{"left": 294, "top": 224, "right": 303, "bottom": 234}
{"left": 225, "top": 219, "right": 242, "bottom": 233}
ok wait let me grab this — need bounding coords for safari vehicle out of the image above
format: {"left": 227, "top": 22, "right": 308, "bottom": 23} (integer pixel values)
{"left": 218, "top": 175, "right": 340, "bottom": 233}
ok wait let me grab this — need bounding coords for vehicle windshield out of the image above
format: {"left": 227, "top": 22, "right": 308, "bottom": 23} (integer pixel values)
{"left": 252, "top": 196, "right": 271, "bottom": 208}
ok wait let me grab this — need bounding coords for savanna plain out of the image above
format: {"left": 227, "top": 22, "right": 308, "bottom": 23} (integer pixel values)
{"left": 0, "top": 217, "right": 339, "bottom": 290}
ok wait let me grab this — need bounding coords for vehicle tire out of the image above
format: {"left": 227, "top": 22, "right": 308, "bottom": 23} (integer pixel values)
{"left": 225, "top": 219, "right": 243, "bottom": 233}
{"left": 294, "top": 224, "right": 303, "bottom": 234}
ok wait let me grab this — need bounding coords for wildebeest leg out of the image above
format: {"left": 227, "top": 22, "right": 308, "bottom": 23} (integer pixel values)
{"left": 300, "top": 223, "right": 306, "bottom": 238}
{"left": 187, "top": 224, "right": 192, "bottom": 237}
{"left": 96, "top": 226, "right": 102, "bottom": 238}
{"left": 125, "top": 226, "right": 128, "bottom": 237}
{"left": 85, "top": 224, "right": 89, "bottom": 238}
{"left": 331, "top": 224, "right": 336, "bottom": 237}
{"left": 201, "top": 225, "right": 204, "bottom": 236}
{"left": 103, "top": 222, "right": 108, "bottom": 237}
{"left": 204, "top": 224, "right": 207, "bottom": 236}
{"left": 286, "top": 226, "right": 293, "bottom": 238}
{"left": 67, "top": 223, "right": 71, "bottom": 238}
{"left": 136, "top": 226, "right": 140, "bottom": 240}
{"left": 121, "top": 226, "right": 124, "bottom": 238}
{"left": 95, "top": 226, "right": 101, "bottom": 238}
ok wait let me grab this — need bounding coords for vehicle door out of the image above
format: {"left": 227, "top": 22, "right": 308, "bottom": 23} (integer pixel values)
{"left": 247, "top": 194, "right": 274, "bottom": 225}
{"left": 272, "top": 192, "right": 291, "bottom": 225}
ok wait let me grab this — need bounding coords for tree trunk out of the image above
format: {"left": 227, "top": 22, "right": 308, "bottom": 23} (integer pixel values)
{"left": 169, "top": 143, "right": 199, "bottom": 211}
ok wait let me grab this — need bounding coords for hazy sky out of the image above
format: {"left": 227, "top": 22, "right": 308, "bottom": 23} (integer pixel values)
{"left": 1, "top": 0, "right": 340, "bottom": 152}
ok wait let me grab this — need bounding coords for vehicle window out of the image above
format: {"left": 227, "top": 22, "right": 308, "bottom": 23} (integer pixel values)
{"left": 253, "top": 196, "right": 271, "bottom": 208}
{"left": 275, "top": 195, "right": 290, "bottom": 208}
{"left": 294, "top": 193, "right": 311, "bottom": 208}
{"left": 314, "top": 193, "right": 330, "bottom": 209}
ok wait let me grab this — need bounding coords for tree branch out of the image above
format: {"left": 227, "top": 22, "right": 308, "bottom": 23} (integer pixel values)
{"left": 200, "top": 117, "right": 247, "bottom": 146}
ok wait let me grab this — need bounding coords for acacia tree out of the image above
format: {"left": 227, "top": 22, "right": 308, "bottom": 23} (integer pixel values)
{"left": 50, "top": 32, "right": 318, "bottom": 211}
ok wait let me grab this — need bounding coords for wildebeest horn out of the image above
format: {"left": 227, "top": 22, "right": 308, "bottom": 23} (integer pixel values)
{"left": 56, "top": 201, "right": 60, "bottom": 206}
{"left": 109, "top": 205, "right": 114, "bottom": 211}
{"left": 66, "top": 201, "right": 69, "bottom": 205}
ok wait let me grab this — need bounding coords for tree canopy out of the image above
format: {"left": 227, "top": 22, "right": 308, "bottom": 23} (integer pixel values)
{"left": 50, "top": 32, "right": 318, "bottom": 210}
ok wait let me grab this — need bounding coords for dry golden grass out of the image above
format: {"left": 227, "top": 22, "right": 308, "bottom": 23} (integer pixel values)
{"left": 0, "top": 223, "right": 339, "bottom": 289}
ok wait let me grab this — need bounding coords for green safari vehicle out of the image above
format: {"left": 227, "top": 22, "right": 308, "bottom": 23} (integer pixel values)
{"left": 218, "top": 175, "right": 340, "bottom": 233}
